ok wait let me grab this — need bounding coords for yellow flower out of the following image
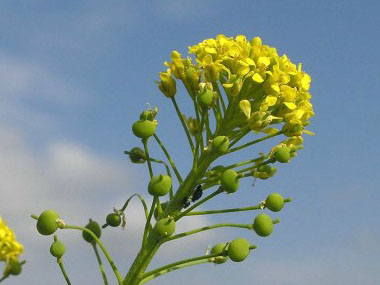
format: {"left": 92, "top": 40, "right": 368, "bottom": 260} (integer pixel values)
{"left": 159, "top": 34, "right": 314, "bottom": 137}
{"left": 0, "top": 217, "right": 23, "bottom": 265}
{"left": 157, "top": 69, "right": 177, "bottom": 98}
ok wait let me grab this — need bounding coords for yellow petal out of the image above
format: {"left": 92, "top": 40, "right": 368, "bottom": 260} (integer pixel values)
{"left": 205, "top": 47, "right": 217, "bottom": 54}
{"left": 271, "top": 83, "right": 280, "bottom": 93}
{"left": 303, "top": 129, "right": 315, "bottom": 136}
{"left": 283, "top": 102, "right": 297, "bottom": 110}
{"left": 252, "top": 73, "right": 264, "bottom": 83}
{"left": 262, "top": 127, "right": 279, "bottom": 134}
{"left": 257, "top": 57, "right": 271, "bottom": 67}
{"left": 265, "top": 95, "right": 278, "bottom": 106}
{"left": 222, "top": 83, "right": 233, "bottom": 88}
{"left": 239, "top": 100, "right": 251, "bottom": 118}
{"left": 301, "top": 74, "right": 311, "bottom": 90}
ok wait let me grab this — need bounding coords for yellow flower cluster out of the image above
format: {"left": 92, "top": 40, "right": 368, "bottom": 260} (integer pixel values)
{"left": 0, "top": 217, "right": 23, "bottom": 264}
{"left": 158, "top": 34, "right": 314, "bottom": 143}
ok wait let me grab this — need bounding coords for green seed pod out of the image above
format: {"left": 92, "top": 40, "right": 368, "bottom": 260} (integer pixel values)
{"left": 274, "top": 146, "right": 291, "bottom": 163}
{"left": 210, "top": 243, "right": 228, "bottom": 264}
{"left": 36, "top": 210, "right": 60, "bottom": 236}
{"left": 50, "top": 240, "right": 66, "bottom": 258}
{"left": 8, "top": 260, "right": 22, "bottom": 276}
{"left": 228, "top": 238, "right": 250, "bottom": 262}
{"left": 265, "top": 193, "right": 285, "bottom": 212}
{"left": 132, "top": 120, "right": 156, "bottom": 139}
{"left": 253, "top": 213, "right": 274, "bottom": 237}
{"left": 154, "top": 217, "right": 176, "bottom": 237}
{"left": 82, "top": 219, "right": 101, "bottom": 243}
{"left": 220, "top": 169, "right": 239, "bottom": 193}
{"left": 148, "top": 175, "right": 172, "bottom": 197}
{"left": 198, "top": 89, "right": 214, "bottom": 107}
{"left": 106, "top": 213, "right": 122, "bottom": 227}
{"left": 154, "top": 201, "right": 168, "bottom": 220}
{"left": 211, "top": 136, "right": 229, "bottom": 154}
{"left": 257, "top": 164, "right": 272, "bottom": 173}
{"left": 129, "top": 147, "right": 146, "bottom": 163}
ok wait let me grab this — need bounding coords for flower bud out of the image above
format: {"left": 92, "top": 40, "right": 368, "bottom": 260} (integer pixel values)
{"left": 158, "top": 71, "right": 177, "bottom": 98}
{"left": 227, "top": 238, "right": 250, "bottom": 262}
{"left": 132, "top": 120, "right": 156, "bottom": 139}
{"left": 253, "top": 213, "right": 274, "bottom": 237}
{"left": 148, "top": 175, "right": 172, "bottom": 197}
{"left": 106, "top": 213, "right": 122, "bottom": 227}
{"left": 211, "top": 136, "right": 229, "bottom": 154}
{"left": 129, "top": 147, "right": 146, "bottom": 163}
{"left": 265, "top": 193, "right": 285, "bottom": 212}
{"left": 37, "top": 210, "right": 60, "bottom": 236}
{"left": 82, "top": 219, "right": 101, "bottom": 243}
{"left": 274, "top": 146, "right": 291, "bottom": 163}
{"left": 197, "top": 88, "right": 214, "bottom": 108}
{"left": 154, "top": 217, "right": 175, "bottom": 237}
{"left": 50, "top": 240, "right": 66, "bottom": 258}
{"left": 8, "top": 260, "right": 22, "bottom": 276}
{"left": 220, "top": 169, "right": 239, "bottom": 193}
{"left": 210, "top": 243, "right": 228, "bottom": 264}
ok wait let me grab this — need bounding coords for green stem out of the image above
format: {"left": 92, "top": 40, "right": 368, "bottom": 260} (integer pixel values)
{"left": 164, "top": 223, "right": 253, "bottom": 242}
{"left": 142, "top": 139, "right": 153, "bottom": 179}
{"left": 229, "top": 126, "right": 250, "bottom": 148}
{"left": 236, "top": 159, "right": 273, "bottom": 174}
{"left": 120, "top": 194, "right": 149, "bottom": 218}
{"left": 142, "top": 197, "right": 157, "bottom": 248}
{"left": 212, "top": 82, "right": 227, "bottom": 114}
{"left": 141, "top": 252, "right": 220, "bottom": 282}
{"left": 171, "top": 97, "right": 195, "bottom": 154}
{"left": 193, "top": 110, "right": 207, "bottom": 170}
{"left": 140, "top": 259, "right": 210, "bottom": 283}
{"left": 57, "top": 258, "right": 72, "bottom": 285}
{"left": 186, "top": 204, "right": 262, "bottom": 216}
{"left": 228, "top": 131, "right": 283, "bottom": 154}
{"left": 175, "top": 188, "right": 223, "bottom": 221}
{"left": 63, "top": 225, "right": 123, "bottom": 284}
{"left": 92, "top": 243, "right": 108, "bottom": 285}
{"left": 0, "top": 276, "right": 8, "bottom": 283}
{"left": 153, "top": 134, "right": 183, "bottom": 183}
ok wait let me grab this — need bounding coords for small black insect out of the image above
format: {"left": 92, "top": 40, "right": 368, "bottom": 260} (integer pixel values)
{"left": 191, "top": 185, "right": 203, "bottom": 202}
{"left": 182, "top": 197, "right": 191, "bottom": 209}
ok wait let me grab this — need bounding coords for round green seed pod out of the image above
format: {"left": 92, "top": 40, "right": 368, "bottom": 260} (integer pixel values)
{"left": 148, "top": 175, "right": 172, "bottom": 197}
{"left": 106, "top": 213, "right": 121, "bottom": 227}
{"left": 36, "top": 210, "right": 60, "bottom": 236}
{"left": 274, "top": 146, "right": 291, "bottom": 163}
{"left": 154, "top": 217, "right": 176, "bottom": 237}
{"left": 211, "top": 136, "right": 229, "bottom": 154}
{"left": 50, "top": 240, "right": 66, "bottom": 258}
{"left": 198, "top": 89, "right": 214, "bottom": 107}
{"left": 82, "top": 219, "right": 101, "bottom": 243}
{"left": 265, "top": 193, "right": 285, "bottom": 212}
{"left": 154, "top": 201, "right": 168, "bottom": 220}
{"left": 228, "top": 238, "right": 250, "bottom": 262}
{"left": 220, "top": 169, "right": 239, "bottom": 193}
{"left": 129, "top": 147, "right": 146, "bottom": 163}
{"left": 8, "top": 260, "right": 22, "bottom": 276}
{"left": 253, "top": 213, "right": 274, "bottom": 237}
{"left": 210, "top": 243, "right": 228, "bottom": 264}
{"left": 132, "top": 120, "right": 156, "bottom": 139}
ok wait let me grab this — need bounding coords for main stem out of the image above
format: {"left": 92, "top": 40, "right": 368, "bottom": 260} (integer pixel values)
{"left": 123, "top": 153, "right": 215, "bottom": 284}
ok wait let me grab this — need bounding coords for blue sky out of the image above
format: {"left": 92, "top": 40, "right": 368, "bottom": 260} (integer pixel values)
{"left": 1, "top": 0, "right": 379, "bottom": 284}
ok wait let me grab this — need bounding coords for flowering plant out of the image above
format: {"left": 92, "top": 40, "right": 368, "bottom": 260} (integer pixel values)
{"left": 0, "top": 217, "right": 24, "bottom": 282}
{"left": 31, "top": 34, "right": 314, "bottom": 284}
